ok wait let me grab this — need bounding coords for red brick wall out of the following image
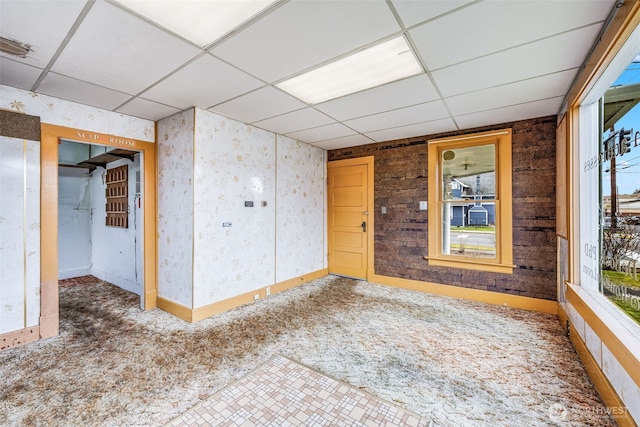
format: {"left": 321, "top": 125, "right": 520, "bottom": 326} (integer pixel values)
{"left": 328, "top": 116, "right": 557, "bottom": 301}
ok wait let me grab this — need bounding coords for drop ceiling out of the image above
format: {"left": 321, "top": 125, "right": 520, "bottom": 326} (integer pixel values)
{"left": 0, "top": 0, "right": 617, "bottom": 150}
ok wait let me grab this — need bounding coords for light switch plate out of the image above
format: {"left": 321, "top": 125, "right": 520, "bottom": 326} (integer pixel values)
{"left": 419, "top": 201, "right": 428, "bottom": 210}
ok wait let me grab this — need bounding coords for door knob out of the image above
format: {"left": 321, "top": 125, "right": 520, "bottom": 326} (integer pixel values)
{"left": 361, "top": 221, "right": 367, "bottom": 232}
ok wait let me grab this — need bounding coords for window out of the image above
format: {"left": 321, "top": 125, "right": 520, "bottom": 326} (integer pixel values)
{"left": 427, "top": 129, "right": 513, "bottom": 273}
{"left": 598, "top": 53, "right": 640, "bottom": 325}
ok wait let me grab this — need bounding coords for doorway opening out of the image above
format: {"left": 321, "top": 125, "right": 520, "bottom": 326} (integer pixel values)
{"left": 39, "top": 124, "right": 157, "bottom": 339}
{"left": 58, "top": 140, "right": 144, "bottom": 305}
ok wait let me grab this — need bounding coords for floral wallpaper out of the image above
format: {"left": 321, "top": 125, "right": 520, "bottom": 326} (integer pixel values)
{"left": 157, "top": 110, "right": 195, "bottom": 307}
{"left": 275, "top": 135, "right": 326, "bottom": 283}
{"left": 1, "top": 85, "right": 154, "bottom": 142}
{"left": 157, "top": 108, "right": 327, "bottom": 310}
{"left": 192, "top": 109, "right": 277, "bottom": 306}
{"left": 0, "top": 136, "right": 40, "bottom": 333}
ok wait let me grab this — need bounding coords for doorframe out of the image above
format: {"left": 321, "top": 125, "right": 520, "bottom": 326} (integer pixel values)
{"left": 327, "top": 156, "right": 375, "bottom": 281}
{"left": 39, "top": 124, "right": 157, "bottom": 338}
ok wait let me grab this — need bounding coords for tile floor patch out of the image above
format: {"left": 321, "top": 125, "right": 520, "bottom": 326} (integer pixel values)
{"left": 165, "top": 355, "right": 430, "bottom": 426}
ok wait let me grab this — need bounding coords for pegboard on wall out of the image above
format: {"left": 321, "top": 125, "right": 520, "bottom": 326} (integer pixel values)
{"left": 105, "top": 165, "right": 128, "bottom": 228}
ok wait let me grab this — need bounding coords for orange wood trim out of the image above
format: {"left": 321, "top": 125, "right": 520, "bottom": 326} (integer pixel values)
{"left": 157, "top": 297, "right": 193, "bottom": 323}
{"left": 40, "top": 124, "right": 154, "bottom": 150}
{"left": 559, "top": 305, "right": 637, "bottom": 427}
{"left": 144, "top": 124, "right": 158, "bottom": 310}
{"left": 192, "top": 269, "right": 328, "bottom": 322}
{"left": 39, "top": 123, "right": 158, "bottom": 341}
{"left": 566, "top": 1, "right": 640, "bottom": 107}
{"left": 556, "top": 114, "right": 568, "bottom": 239}
{"left": 372, "top": 274, "right": 558, "bottom": 314}
{"left": 427, "top": 129, "right": 513, "bottom": 270}
{"left": 40, "top": 129, "right": 59, "bottom": 338}
{"left": 565, "top": 285, "right": 640, "bottom": 390}
{"left": 0, "top": 326, "right": 40, "bottom": 351}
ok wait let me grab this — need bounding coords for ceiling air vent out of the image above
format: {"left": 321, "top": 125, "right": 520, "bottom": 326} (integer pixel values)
{"left": 0, "top": 36, "right": 32, "bottom": 58}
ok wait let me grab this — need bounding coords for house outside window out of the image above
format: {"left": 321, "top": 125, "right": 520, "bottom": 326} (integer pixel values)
{"left": 427, "top": 129, "right": 513, "bottom": 274}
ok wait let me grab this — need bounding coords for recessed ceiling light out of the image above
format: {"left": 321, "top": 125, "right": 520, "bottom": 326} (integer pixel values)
{"left": 0, "top": 36, "right": 31, "bottom": 58}
{"left": 112, "top": 0, "right": 277, "bottom": 47}
{"left": 276, "top": 36, "right": 423, "bottom": 105}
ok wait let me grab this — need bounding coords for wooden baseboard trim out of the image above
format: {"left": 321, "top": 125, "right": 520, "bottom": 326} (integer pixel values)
{"left": 371, "top": 274, "right": 558, "bottom": 314}
{"left": 157, "top": 297, "right": 193, "bottom": 322}
{"left": 192, "top": 269, "right": 328, "bottom": 322}
{"left": 1, "top": 326, "right": 40, "bottom": 351}
{"left": 559, "top": 306, "right": 637, "bottom": 427}
{"left": 157, "top": 269, "right": 329, "bottom": 323}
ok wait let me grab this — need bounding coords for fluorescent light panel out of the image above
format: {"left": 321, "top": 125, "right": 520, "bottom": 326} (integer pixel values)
{"left": 277, "top": 36, "right": 423, "bottom": 105}
{"left": 113, "top": 0, "right": 277, "bottom": 47}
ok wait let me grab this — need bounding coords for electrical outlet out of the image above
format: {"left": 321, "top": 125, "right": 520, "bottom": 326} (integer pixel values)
{"left": 266, "top": 287, "right": 271, "bottom": 296}
{"left": 254, "top": 294, "right": 259, "bottom": 301}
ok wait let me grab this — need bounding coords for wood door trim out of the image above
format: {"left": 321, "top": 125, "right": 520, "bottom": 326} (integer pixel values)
{"left": 39, "top": 124, "right": 157, "bottom": 339}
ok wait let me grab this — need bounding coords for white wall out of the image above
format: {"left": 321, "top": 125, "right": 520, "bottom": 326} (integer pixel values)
{"left": 58, "top": 170, "right": 92, "bottom": 279}
{"left": 0, "top": 84, "right": 153, "bottom": 336}
{"left": 157, "top": 108, "right": 326, "bottom": 310}
{"left": 561, "top": 290, "right": 640, "bottom": 422}
{"left": 0, "top": 136, "right": 40, "bottom": 334}
{"left": 193, "top": 110, "right": 277, "bottom": 305}
{"left": 275, "top": 135, "right": 326, "bottom": 283}
{"left": 157, "top": 110, "right": 195, "bottom": 307}
{"left": 0, "top": 86, "right": 154, "bottom": 142}
{"left": 90, "top": 157, "right": 142, "bottom": 296}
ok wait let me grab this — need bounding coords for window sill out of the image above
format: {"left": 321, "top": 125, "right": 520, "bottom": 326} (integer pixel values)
{"left": 424, "top": 256, "right": 515, "bottom": 274}
{"left": 567, "top": 283, "right": 640, "bottom": 345}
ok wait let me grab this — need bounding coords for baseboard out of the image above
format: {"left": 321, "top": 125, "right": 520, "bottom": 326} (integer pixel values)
{"left": 58, "top": 267, "right": 91, "bottom": 280}
{"left": 157, "top": 269, "right": 329, "bottom": 323}
{"left": 192, "top": 269, "right": 328, "bottom": 322}
{"left": 156, "top": 296, "right": 193, "bottom": 322}
{"left": 371, "top": 274, "right": 558, "bottom": 314}
{"left": 91, "top": 268, "right": 142, "bottom": 297}
{"left": 0, "top": 326, "right": 40, "bottom": 351}
{"left": 559, "top": 306, "right": 637, "bottom": 427}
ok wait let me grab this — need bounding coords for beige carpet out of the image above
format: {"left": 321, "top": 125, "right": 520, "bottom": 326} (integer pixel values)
{"left": 0, "top": 275, "right": 614, "bottom": 426}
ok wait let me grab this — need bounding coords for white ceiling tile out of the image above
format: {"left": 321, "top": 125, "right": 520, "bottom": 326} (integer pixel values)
{"left": 312, "top": 134, "right": 375, "bottom": 150}
{"left": 112, "top": 0, "right": 277, "bottom": 47}
{"left": 391, "top": 0, "right": 474, "bottom": 28}
{"left": 211, "top": 86, "right": 306, "bottom": 124}
{"left": 254, "top": 108, "right": 335, "bottom": 135}
{"left": 117, "top": 97, "right": 182, "bottom": 122}
{"left": 0, "top": 57, "right": 42, "bottom": 90}
{"left": 316, "top": 74, "right": 438, "bottom": 121}
{"left": 445, "top": 69, "right": 577, "bottom": 116}
{"left": 140, "top": 55, "right": 263, "bottom": 110}
{"left": 411, "top": 0, "right": 614, "bottom": 70}
{"left": 431, "top": 24, "right": 602, "bottom": 98}
{"left": 366, "top": 118, "right": 456, "bottom": 142}
{"left": 455, "top": 97, "right": 564, "bottom": 130}
{"left": 51, "top": 1, "right": 201, "bottom": 95}
{"left": 286, "top": 123, "right": 356, "bottom": 143}
{"left": 345, "top": 101, "right": 449, "bottom": 133}
{"left": 0, "top": 0, "right": 87, "bottom": 68}
{"left": 210, "top": 0, "right": 401, "bottom": 82}
{"left": 38, "top": 72, "right": 132, "bottom": 110}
